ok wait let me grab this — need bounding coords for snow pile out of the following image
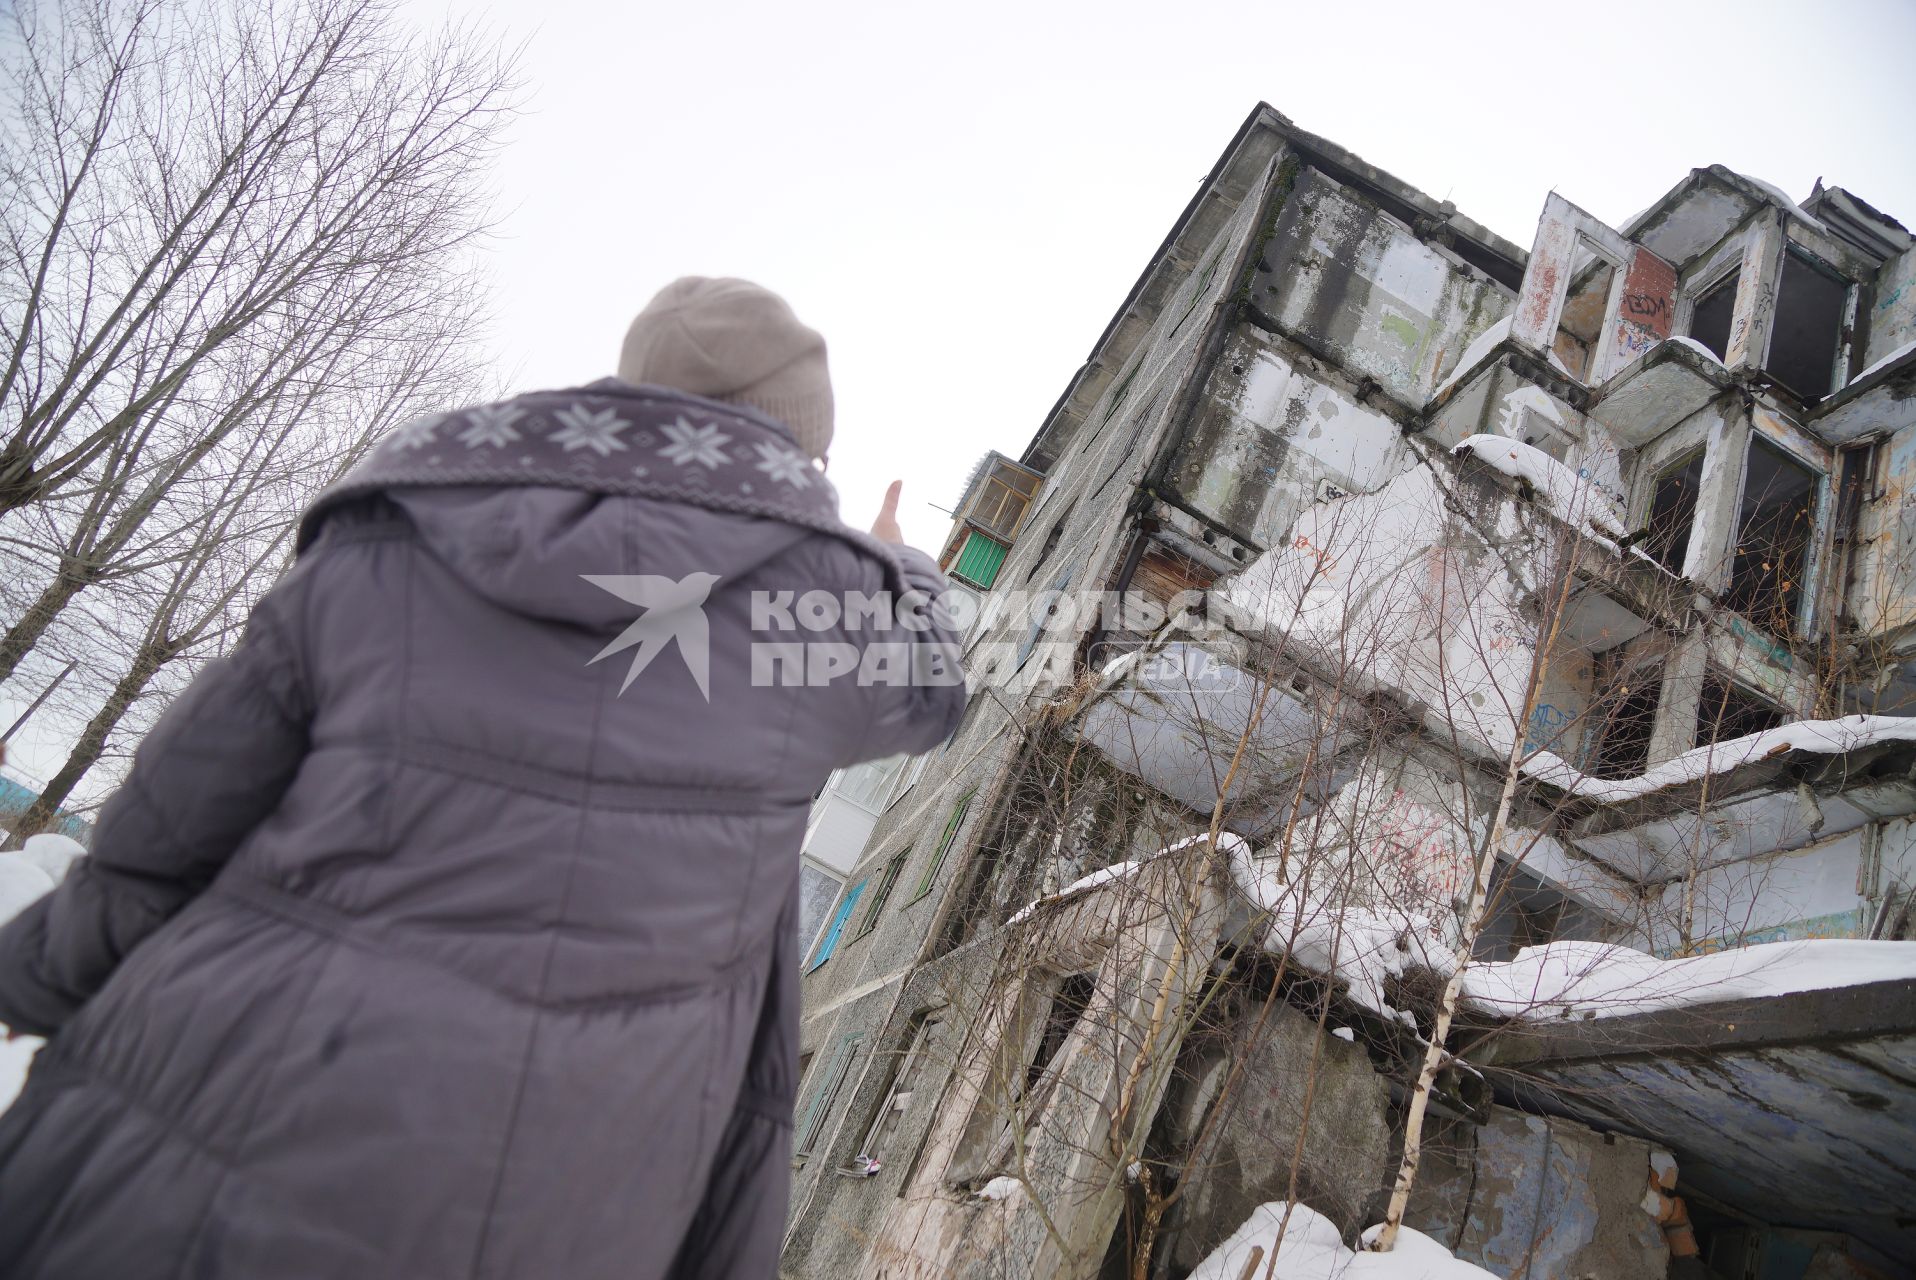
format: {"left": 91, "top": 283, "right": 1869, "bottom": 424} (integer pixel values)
{"left": 975, "top": 1175, "right": 1020, "bottom": 1202}
{"left": 1430, "top": 317, "right": 1573, "bottom": 401}
{"left": 0, "top": 836, "right": 82, "bottom": 1113}
{"left": 0, "top": 857, "right": 57, "bottom": 928}
{"left": 16, "top": 833, "right": 84, "bottom": 884}
{"left": 1008, "top": 833, "right": 1247, "bottom": 926}
{"left": 1732, "top": 173, "right": 1826, "bottom": 231}
{"left": 1848, "top": 338, "right": 1916, "bottom": 388}
{"left": 1524, "top": 713, "right": 1916, "bottom": 804}
{"left": 1227, "top": 462, "right": 1542, "bottom": 769}
{"left": 1452, "top": 435, "right": 1626, "bottom": 539}
{"left": 1666, "top": 335, "right": 1726, "bottom": 367}
{"left": 1431, "top": 317, "right": 1514, "bottom": 400}
{"left": 1230, "top": 841, "right": 1450, "bottom": 1018}
{"left": 0, "top": 1035, "right": 37, "bottom": 1116}
{"left": 1190, "top": 1202, "right": 1495, "bottom": 1280}
{"left": 1463, "top": 937, "right": 1916, "bottom": 1020}
{"left": 1008, "top": 860, "right": 1141, "bottom": 925}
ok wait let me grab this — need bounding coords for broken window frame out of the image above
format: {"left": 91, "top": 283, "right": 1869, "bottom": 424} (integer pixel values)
{"left": 1551, "top": 237, "right": 1628, "bottom": 384}
{"left": 1637, "top": 446, "right": 1708, "bottom": 578}
{"left": 945, "top": 968, "right": 1100, "bottom": 1188}
{"left": 1758, "top": 244, "right": 1856, "bottom": 402}
{"left": 1693, "top": 671, "right": 1786, "bottom": 749}
{"left": 851, "top": 1008, "right": 945, "bottom": 1171}
{"left": 1586, "top": 656, "right": 1663, "bottom": 781}
{"left": 1723, "top": 429, "right": 1828, "bottom": 640}
{"left": 1677, "top": 258, "right": 1742, "bottom": 364}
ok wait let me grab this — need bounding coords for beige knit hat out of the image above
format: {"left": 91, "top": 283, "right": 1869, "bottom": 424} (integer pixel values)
{"left": 617, "top": 277, "right": 834, "bottom": 461}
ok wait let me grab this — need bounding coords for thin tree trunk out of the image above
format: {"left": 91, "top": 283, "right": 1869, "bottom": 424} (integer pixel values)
{"left": 6, "top": 644, "right": 162, "bottom": 846}
{"left": 0, "top": 567, "right": 96, "bottom": 687}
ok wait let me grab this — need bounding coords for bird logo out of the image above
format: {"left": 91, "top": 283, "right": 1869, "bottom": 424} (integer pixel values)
{"left": 581, "top": 573, "right": 722, "bottom": 699}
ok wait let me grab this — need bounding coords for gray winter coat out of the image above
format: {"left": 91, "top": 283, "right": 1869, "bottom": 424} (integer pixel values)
{"left": 0, "top": 382, "right": 967, "bottom": 1278}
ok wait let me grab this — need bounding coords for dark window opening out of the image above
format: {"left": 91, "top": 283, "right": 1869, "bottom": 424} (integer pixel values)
{"left": 1644, "top": 451, "right": 1706, "bottom": 574}
{"left": 1688, "top": 275, "right": 1738, "bottom": 361}
{"left": 1724, "top": 436, "right": 1819, "bottom": 636}
{"left": 1765, "top": 250, "right": 1848, "bottom": 401}
{"left": 1589, "top": 676, "right": 1661, "bottom": 780}
{"left": 947, "top": 970, "right": 1097, "bottom": 1186}
{"left": 1025, "top": 973, "right": 1096, "bottom": 1093}
{"left": 1695, "top": 675, "right": 1784, "bottom": 747}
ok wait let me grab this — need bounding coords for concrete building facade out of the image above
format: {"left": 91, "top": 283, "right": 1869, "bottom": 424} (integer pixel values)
{"left": 781, "top": 105, "right": 1916, "bottom": 1280}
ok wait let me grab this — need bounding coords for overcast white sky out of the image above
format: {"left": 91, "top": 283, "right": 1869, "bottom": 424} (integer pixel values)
{"left": 5, "top": 0, "right": 1915, "bottom": 802}
{"left": 429, "top": 0, "right": 1916, "bottom": 552}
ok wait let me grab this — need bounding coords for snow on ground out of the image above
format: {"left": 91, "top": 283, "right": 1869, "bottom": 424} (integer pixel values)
{"left": 1524, "top": 713, "right": 1916, "bottom": 804}
{"left": 1452, "top": 435, "right": 1625, "bottom": 538}
{"left": 1462, "top": 937, "right": 1916, "bottom": 1020}
{"left": 0, "top": 835, "right": 83, "bottom": 1112}
{"left": 1189, "top": 1202, "right": 1495, "bottom": 1280}
{"left": 15, "top": 833, "right": 84, "bottom": 884}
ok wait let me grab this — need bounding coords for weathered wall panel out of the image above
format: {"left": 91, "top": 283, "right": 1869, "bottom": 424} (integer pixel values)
{"left": 1248, "top": 169, "right": 1511, "bottom": 405}
{"left": 1868, "top": 244, "right": 1916, "bottom": 368}
{"left": 1164, "top": 325, "right": 1409, "bottom": 547}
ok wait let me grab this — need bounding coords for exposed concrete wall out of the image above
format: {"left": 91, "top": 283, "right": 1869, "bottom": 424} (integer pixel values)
{"left": 1156, "top": 1001, "right": 1394, "bottom": 1274}
{"left": 1248, "top": 168, "right": 1512, "bottom": 408}
{"left": 1404, "top": 1108, "right": 1669, "bottom": 1280}
{"left": 1867, "top": 244, "right": 1916, "bottom": 369}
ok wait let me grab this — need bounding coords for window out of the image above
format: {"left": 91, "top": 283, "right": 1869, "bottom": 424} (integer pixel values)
{"left": 836, "top": 755, "right": 906, "bottom": 812}
{"left": 852, "top": 849, "right": 910, "bottom": 941}
{"left": 853, "top": 1009, "right": 945, "bottom": 1171}
{"left": 965, "top": 461, "right": 1042, "bottom": 541}
{"left": 907, "top": 792, "right": 974, "bottom": 903}
{"left": 1589, "top": 675, "right": 1661, "bottom": 780}
{"left": 1765, "top": 250, "right": 1849, "bottom": 401}
{"left": 1725, "top": 436, "right": 1820, "bottom": 636}
{"left": 1643, "top": 450, "right": 1706, "bottom": 575}
{"left": 796, "top": 1035, "right": 862, "bottom": 1161}
{"left": 797, "top": 863, "right": 846, "bottom": 957}
{"left": 1688, "top": 274, "right": 1738, "bottom": 361}
{"left": 950, "top": 530, "right": 1010, "bottom": 590}
{"left": 1695, "top": 675, "right": 1784, "bottom": 746}
{"left": 807, "top": 878, "right": 867, "bottom": 972}
{"left": 1023, "top": 973, "right": 1095, "bottom": 1097}
{"left": 1551, "top": 247, "right": 1618, "bottom": 382}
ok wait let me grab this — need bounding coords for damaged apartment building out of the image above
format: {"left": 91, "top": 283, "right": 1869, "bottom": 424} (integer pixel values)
{"left": 781, "top": 104, "right": 1916, "bottom": 1280}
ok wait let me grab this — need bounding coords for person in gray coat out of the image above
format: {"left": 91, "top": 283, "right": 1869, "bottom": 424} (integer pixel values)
{"left": 0, "top": 278, "right": 969, "bottom": 1278}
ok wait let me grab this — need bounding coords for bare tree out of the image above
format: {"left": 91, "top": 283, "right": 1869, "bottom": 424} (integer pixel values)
{"left": 0, "top": 0, "right": 515, "bottom": 684}
{"left": 2, "top": 366, "right": 416, "bottom": 843}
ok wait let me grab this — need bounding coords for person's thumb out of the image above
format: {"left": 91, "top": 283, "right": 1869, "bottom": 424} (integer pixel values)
{"left": 871, "top": 480, "right": 905, "bottom": 544}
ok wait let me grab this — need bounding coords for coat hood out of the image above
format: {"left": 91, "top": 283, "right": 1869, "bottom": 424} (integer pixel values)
{"left": 298, "top": 381, "right": 904, "bottom": 629}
